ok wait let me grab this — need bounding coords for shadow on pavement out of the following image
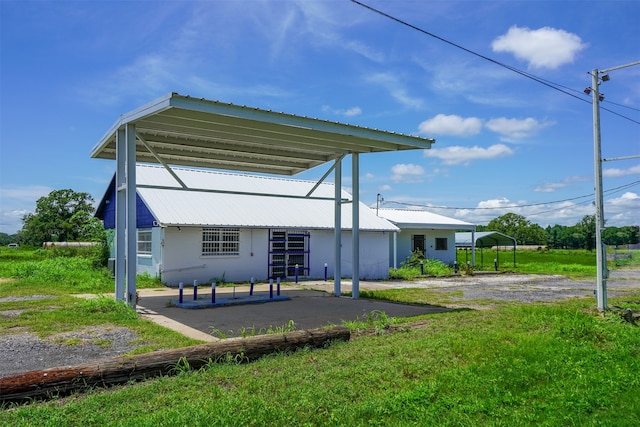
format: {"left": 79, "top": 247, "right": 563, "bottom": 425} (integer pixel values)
{"left": 138, "top": 288, "right": 449, "bottom": 337}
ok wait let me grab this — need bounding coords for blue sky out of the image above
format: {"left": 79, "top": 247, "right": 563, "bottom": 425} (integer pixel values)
{"left": 1, "top": 0, "right": 638, "bottom": 235}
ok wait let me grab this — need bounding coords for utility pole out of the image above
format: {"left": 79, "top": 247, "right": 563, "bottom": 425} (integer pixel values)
{"left": 587, "top": 60, "right": 640, "bottom": 311}
{"left": 376, "top": 193, "right": 384, "bottom": 216}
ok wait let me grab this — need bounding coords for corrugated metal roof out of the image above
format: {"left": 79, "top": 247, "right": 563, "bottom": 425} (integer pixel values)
{"left": 455, "top": 231, "right": 516, "bottom": 247}
{"left": 377, "top": 208, "right": 475, "bottom": 230}
{"left": 91, "top": 93, "right": 434, "bottom": 176}
{"left": 136, "top": 163, "right": 337, "bottom": 198}
{"left": 136, "top": 165, "right": 397, "bottom": 231}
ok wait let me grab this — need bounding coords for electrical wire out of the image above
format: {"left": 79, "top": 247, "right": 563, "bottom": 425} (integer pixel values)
{"left": 351, "top": 0, "right": 640, "bottom": 125}
{"left": 381, "top": 180, "right": 639, "bottom": 211}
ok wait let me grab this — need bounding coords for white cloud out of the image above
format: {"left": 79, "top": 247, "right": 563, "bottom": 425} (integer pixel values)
{"left": 390, "top": 163, "right": 425, "bottom": 183}
{"left": 424, "top": 144, "right": 514, "bottom": 165}
{"left": 603, "top": 164, "right": 640, "bottom": 178}
{"left": 534, "top": 175, "right": 591, "bottom": 193}
{"left": 321, "top": 105, "right": 362, "bottom": 117}
{"left": 485, "top": 117, "right": 554, "bottom": 142}
{"left": 378, "top": 184, "right": 392, "bottom": 192}
{"left": 345, "top": 40, "right": 385, "bottom": 63}
{"left": 366, "top": 73, "right": 423, "bottom": 109}
{"left": 418, "top": 114, "right": 482, "bottom": 137}
{"left": 491, "top": 25, "right": 587, "bottom": 69}
{"left": 606, "top": 192, "right": 640, "bottom": 226}
{"left": 0, "top": 185, "right": 53, "bottom": 202}
{"left": 0, "top": 208, "right": 30, "bottom": 235}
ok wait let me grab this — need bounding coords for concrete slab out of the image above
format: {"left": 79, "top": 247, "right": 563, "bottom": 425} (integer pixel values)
{"left": 136, "top": 284, "right": 448, "bottom": 340}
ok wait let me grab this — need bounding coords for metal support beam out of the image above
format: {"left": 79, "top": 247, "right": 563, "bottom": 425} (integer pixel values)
{"left": 393, "top": 232, "right": 397, "bottom": 269}
{"left": 352, "top": 153, "right": 360, "bottom": 299}
{"left": 126, "top": 123, "right": 138, "bottom": 308}
{"left": 306, "top": 154, "right": 345, "bottom": 197}
{"left": 471, "top": 229, "right": 476, "bottom": 266}
{"left": 115, "top": 128, "right": 126, "bottom": 301}
{"left": 334, "top": 157, "right": 342, "bottom": 297}
{"left": 137, "top": 133, "right": 188, "bottom": 189}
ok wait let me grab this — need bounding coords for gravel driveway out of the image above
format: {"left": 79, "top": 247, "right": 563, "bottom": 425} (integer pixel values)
{"left": 2, "top": 268, "right": 639, "bottom": 379}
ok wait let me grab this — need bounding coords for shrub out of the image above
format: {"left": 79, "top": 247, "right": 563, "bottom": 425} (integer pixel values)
{"left": 389, "top": 250, "right": 453, "bottom": 279}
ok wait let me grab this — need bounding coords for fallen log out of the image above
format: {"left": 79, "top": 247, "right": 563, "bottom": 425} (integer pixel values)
{"left": 0, "top": 326, "right": 349, "bottom": 404}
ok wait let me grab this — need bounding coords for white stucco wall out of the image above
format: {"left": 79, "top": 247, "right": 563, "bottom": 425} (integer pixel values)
{"left": 159, "top": 228, "right": 270, "bottom": 285}
{"left": 391, "top": 229, "right": 457, "bottom": 266}
{"left": 156, "top": 227, "right": 390, "bottom": 285}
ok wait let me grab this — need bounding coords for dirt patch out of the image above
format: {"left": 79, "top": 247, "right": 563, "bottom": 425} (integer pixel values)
{"left": 0, "top": 326, "right": 142, "bottom": 378}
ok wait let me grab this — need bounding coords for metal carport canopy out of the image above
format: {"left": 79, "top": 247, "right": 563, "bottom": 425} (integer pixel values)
{"left": 91, "top": 93, "right": 434, "bottom": 175}
{"left": 456, "top": 231, "right": 517, "bottom": 268}
{"left": 90, "top": 93, "right": 435, "bottom": 306}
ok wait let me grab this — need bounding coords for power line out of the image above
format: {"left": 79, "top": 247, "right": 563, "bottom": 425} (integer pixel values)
{"left": 351, "top": 0, "right": 640, "bottom": 125}
{"left": 381, "top": 180, "right": 639, "bottom": 211}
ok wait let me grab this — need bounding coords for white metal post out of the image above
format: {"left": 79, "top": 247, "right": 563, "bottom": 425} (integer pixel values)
{"left": 115, "top": 127, "right": 126, "bottom": 301}
{"left": 125, "top": 123, "right": 137, "bottom": 308}
{"left": 352, "top": 153, "right": 360, "bottom": 299}
{"left": 334, "top": 157, "right": 342, "bottom": 297}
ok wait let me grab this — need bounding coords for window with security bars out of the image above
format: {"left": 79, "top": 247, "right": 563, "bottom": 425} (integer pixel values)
{"left": 202, "top": 228, "right": 240, "bottom": 256}
{"left": 435, "top": 237, "right": 448, "bottom": 251}
{"left": 137, "top": 229, "right": 152, "bottom": 255}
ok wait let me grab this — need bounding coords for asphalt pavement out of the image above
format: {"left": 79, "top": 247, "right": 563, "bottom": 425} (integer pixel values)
{"left": 136, "top": 283, "right": 448, "bottom": 341}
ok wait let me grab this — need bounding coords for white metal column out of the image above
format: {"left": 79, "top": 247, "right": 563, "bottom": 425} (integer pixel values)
{"left": 393, "top": 232, "right": 398, "bottom": 269}
{"left": 115, "top": 128, "right": 126, "bottom": 302}
{"left": 125, "top": 123, "right": 137, "bottom": 308}
{"left": 334, "top": 157, "right": 342, "bottom": 297}
{"left": 352, "top": 153, "right": 360, "bottom": 299}
{"left": 471, "top": 229, "right": 476, "bottom": 266}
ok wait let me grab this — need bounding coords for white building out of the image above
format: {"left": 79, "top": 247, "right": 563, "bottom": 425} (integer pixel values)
{"left": 97, "top": 165, "right": 398, "bottom": 285}
{"left": 377, "top": 208, "right": 476, "bottom": 268}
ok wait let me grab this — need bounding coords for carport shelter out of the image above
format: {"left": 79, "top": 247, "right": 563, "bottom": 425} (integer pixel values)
{"left": 455, "top": 231, "right": 517, "bottom": 268}
{"left": 90, "top": 93, "right": 434, "bottom": 306}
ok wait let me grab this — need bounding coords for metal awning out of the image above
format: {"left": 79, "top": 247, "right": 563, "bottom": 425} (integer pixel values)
{"left": 91, "top": 93, "right": 435, "bottom": 306}
{"left": 456, "top": 231, "right": 517, "bottom": 268}
{"left": 91, "top": 93, "right": 434, "bottom": 175}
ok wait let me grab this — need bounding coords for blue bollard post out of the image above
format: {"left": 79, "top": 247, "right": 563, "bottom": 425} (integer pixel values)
{"left": 250, "top": 277, "right": 255, "bottom": 296}
{"left": 277, "top": 277, "right": 281, "bottom": 296}
{"left": 494, "top": 259, "right": 498, "bottom": 271}
{"left": 295, "top": 264, "right": 299, "bottom": 284}
{"left": 193, "top": 280, "right": 198, "bottom": 300}
{"left": 420, "top": 260, "right": 424, "bottom": 275}
{"left": 324, "top": 263, "right": 328, "bottom": 282}
{"left": 454, "top": 261, "right": 458, "bottom": 274}
{"left": 211, "top": 282, "right": 216, "bottom": 304}
{"left": 269, "top": 279, "right": 273, "bottom": 299}
{"left": 179, "top": 282, "right": 184, "bottom": 304}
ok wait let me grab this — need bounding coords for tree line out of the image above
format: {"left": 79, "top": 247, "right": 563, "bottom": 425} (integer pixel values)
{"left": 1, "top": 190, "right": 638, "bottom": 252}
{"left": 479, "top": 212, "right": 639, "bottom": 250}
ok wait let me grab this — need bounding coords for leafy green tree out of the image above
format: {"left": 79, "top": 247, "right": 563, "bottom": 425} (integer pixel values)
{"left": 577, "top": 215, "right": 596, "bottom": 251}
{"left": 545, "top": 224, "right": 566, "bottom": 249}
{"left": 561, "top": 226, "right": 584, "bottom": 249}
{"left": 0, "top": 233, "right": 12, "bottom": 246}
{"left": 21, "top": 189, "right": 99, "bottom": 247}
{"left": 486, "top": 213, "right": 545, "bottom": 245}
{"left": 603, "top": 225, "right": 640, "bottom": 246}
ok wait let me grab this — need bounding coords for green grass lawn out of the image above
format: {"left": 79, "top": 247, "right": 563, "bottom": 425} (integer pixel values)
{"left": 2, "top": 247, "right": 640, "bottom": 425}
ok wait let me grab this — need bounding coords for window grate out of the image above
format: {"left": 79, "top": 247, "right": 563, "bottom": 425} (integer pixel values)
{"left": 202, "top": 228, "right": 239, "bottom": 256}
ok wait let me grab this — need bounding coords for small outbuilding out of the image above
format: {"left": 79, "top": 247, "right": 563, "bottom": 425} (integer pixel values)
{"left": 455, "top": 231, "right": 517, "bottom": 268}
{"left": 377, "top": 208, "right": 476, "bottom": 267}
